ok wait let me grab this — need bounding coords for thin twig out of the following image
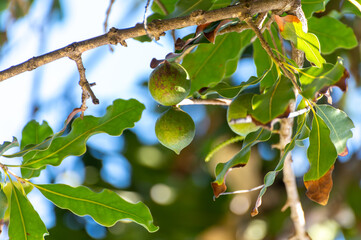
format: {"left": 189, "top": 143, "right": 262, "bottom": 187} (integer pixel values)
{"left": 70, "top": 54, "right": 99, "bottom": 117}
{"left": 219, "top": 12, "right": 267, "bottom": 35}
{"left": 229, "top": 106, "right": 310, "bottom": 125}
{"left": 244, "top": 17, "right": 302, "bottom": 94}
{"left": 144, "top": 0, "right": 153, "bottom": 39}
{"left": 0, "top": 0, "right": 299, "bottom": 82}
{"left": 177, "top": 98, "right": 232, "bottom": 106}
{"left": 104, "top": 0, "right": 116, "bottom": 51}
{"left": 0, "top": 162, "right": 23, "bottom": 183}
{"left": 250, "top": 12, "right": 270, "bottom": 42}
{"left": 153, "top": 0, "right": 177, "bottom": 42}
{"left": 104, "top": 0, "right": 116, "bottom": 32}
{"left": 266, "top": 23, "right": 282, "bottom": 60}
{"left": 218, "top": 184, "right": 264, "bottom": 196}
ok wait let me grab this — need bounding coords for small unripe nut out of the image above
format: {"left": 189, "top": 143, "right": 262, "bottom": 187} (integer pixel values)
{"left": 155, "top": 107, "right": 195, "bottom": 154}
{"left": 149, "top": 61, "right": 191, "bottom": 106}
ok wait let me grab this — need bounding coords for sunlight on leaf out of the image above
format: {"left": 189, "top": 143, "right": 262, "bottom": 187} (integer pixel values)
{"left": 0, "top": 137, "right": 18, "bottom": 156}
{"left": 301, "top": 0, "right": 328, "bottom": 18}
{"left": 251, "top": 76, "right": 295, "bottom": 124}
{"left": 21, "top": 99, "right": 145, "bottom": 172}
{"left": 300, "top": 58, "right": 348, "bottom": 99}
{"left": 183, "top": 30, "right": 254, "bottom": 94}
{"left": 8, "top": 183, "right": 48, "bottom": 240}
{"left": 35, "top": 184, "right": 158, "bottom": 232}
{"left": 275, "top": 15, "right": 325, "bottom": 67}
{"left": 315, "top": 105, "right": 354, "bottom": 155}
{"left": 308, "top": 16, "right": 358, "bottom": 54}
{"left": 304, "top": 113, "right": 337, "bottom": 187}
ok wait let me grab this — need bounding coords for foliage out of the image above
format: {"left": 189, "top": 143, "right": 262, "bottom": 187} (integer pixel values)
{"left": 0, "top": 0, "right": 360, "bottom": 239}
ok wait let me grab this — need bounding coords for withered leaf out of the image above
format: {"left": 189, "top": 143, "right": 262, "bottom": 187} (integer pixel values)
{"left": 211, "top": 182, "right": 227, "bottom": 198}
{"left": 304, "top": 165, "right": 334, "bottom": 205}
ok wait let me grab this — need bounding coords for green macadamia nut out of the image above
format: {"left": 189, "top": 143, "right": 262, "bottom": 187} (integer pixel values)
{"left": 149, "top": 61, "right": 191, "bottom": 106}
{"left": 155, "top": 107, "right": 195, "bottom": 154}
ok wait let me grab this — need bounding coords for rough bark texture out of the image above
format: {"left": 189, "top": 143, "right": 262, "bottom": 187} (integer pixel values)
{"left": 280, "top": 45, "right": 309, "bottom": 240}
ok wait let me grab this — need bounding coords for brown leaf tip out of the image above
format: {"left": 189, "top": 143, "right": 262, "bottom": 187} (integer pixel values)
{"left": 274, "top": 15, "right": 300, "bottom": 32}
{"left": 304, "top": 165, "right": 334, "bottom": 206}
{"left": 339, "top": 147, "right": 349, "bottom": 157}
{"left": 251, "top": 197, "right": 262, "bottom": 217}
{"left": 211, "top": 182, "right": 227, "bottom": 198}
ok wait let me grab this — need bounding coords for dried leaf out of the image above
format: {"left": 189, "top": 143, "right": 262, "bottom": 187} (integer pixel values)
{"left": 304, "top": 165, "right": 334, "bottom": 205}
{"left": 211, "top": 182, "right": 227, "bottom": 198}
{"left": 275, "top": 15, "right": 325, "bottom": 67}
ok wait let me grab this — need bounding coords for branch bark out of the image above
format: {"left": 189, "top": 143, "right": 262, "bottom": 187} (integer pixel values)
{"left": 281, "top": 32, "right": 309, "bottom": 240}
{"left": 244, "top": 5, "right": 309, "bottom": 239}
{"left": 0, "top": 0, "right": 298, "bottom": 82}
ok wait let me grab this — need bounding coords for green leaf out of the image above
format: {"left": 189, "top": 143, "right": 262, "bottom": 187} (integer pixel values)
{"left": 300, "top": 58, "right": 347, "bottom": 99}
{"left": 169, "top": 0, "right": 213, "bottom": 18}
{"left": 210, "top": 75, "right": 262, "bottom": 98}
{"left": 315, "top": 104, "right": 354, "bottom": 155}
{"left": 205, "top": 136, "right": 244, "bottom": 162}
{"left": 212, "top": 129, "right": 271, "bottom": 187}
{"left": 210, "top": 0, "right": 231, "bottom": 10}
{"left": 18, "top": 121, "right": 54, "bottom": 178}
{"left": 20, "top": 120, "right": 53, "bottom": 149}
{"left": 224, "top": 29, "right": 254, "bottom": 77}
{"left": 253, "top": 25, "right": 282, "bottom": 90}
{"left": 301, "top": 0, "right": 328, "bottom": 18}
{"left": 35, "top": 184, "right": 158, "bottom": 232}
{"left": 8, "top": 183, "right": 48, "bottom": 240}
{"left": 0, "top": 137, "right": 18, "bottom": 156}
{"left": 183, "top": 30, "right": 253, "bottom": 94}
{"left": 21, "top": 99, "right": 145, "bottom": 171}
{"left": 151, "top": 0, "right": 178, "bottom": 15}
{"left": 3, "top": 182, "right": 34, "bottom": 221}
{"left": 308, "top": 16, "right": 358, "bottom": 54}
{"left": 275, "top": 15, "right": 325, "bottom": 67}
{"left": 304, "top": 113, "right": 337, "bottom": 181}
{"left": 253, "top": 38, "right": 272, "bottom": 78}
{"left": 0, "top": 185, "right": 8, "bottom": 219}
{"left": 251, "top": 76, "right": 295, "bottom": 124}
{"left": 4, "top": 120, "right": 61, "bottom": 159}
{"left": 252, "top": 113, "right": 306, "bottom": 216}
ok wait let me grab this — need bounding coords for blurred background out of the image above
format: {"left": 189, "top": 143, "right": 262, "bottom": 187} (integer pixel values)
{"left": 0, "top": 0, "right": 360, "bottom": 239}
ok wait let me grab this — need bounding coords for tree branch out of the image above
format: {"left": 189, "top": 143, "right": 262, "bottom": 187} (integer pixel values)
{"left": 281, "top": 18, "right": 309, "bottom": 240}
{"left": 244, "top": 17, "right": 302, "bottom": 94}
{"left": 0, "top": 0, "right": 298, "bottom": 82}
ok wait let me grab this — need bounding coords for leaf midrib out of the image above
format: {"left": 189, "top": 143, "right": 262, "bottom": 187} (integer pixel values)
{"left": 36, "top": 184, "right": 144, "bottom": 224}
{"left": 192, "top": 35, "right": 228, "bottom": 80}
{"left": 12, "top": 186, "right": 28, "bottom": 240}
{"left": 23, "top": 107, "right": 135, "bottom": 168}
